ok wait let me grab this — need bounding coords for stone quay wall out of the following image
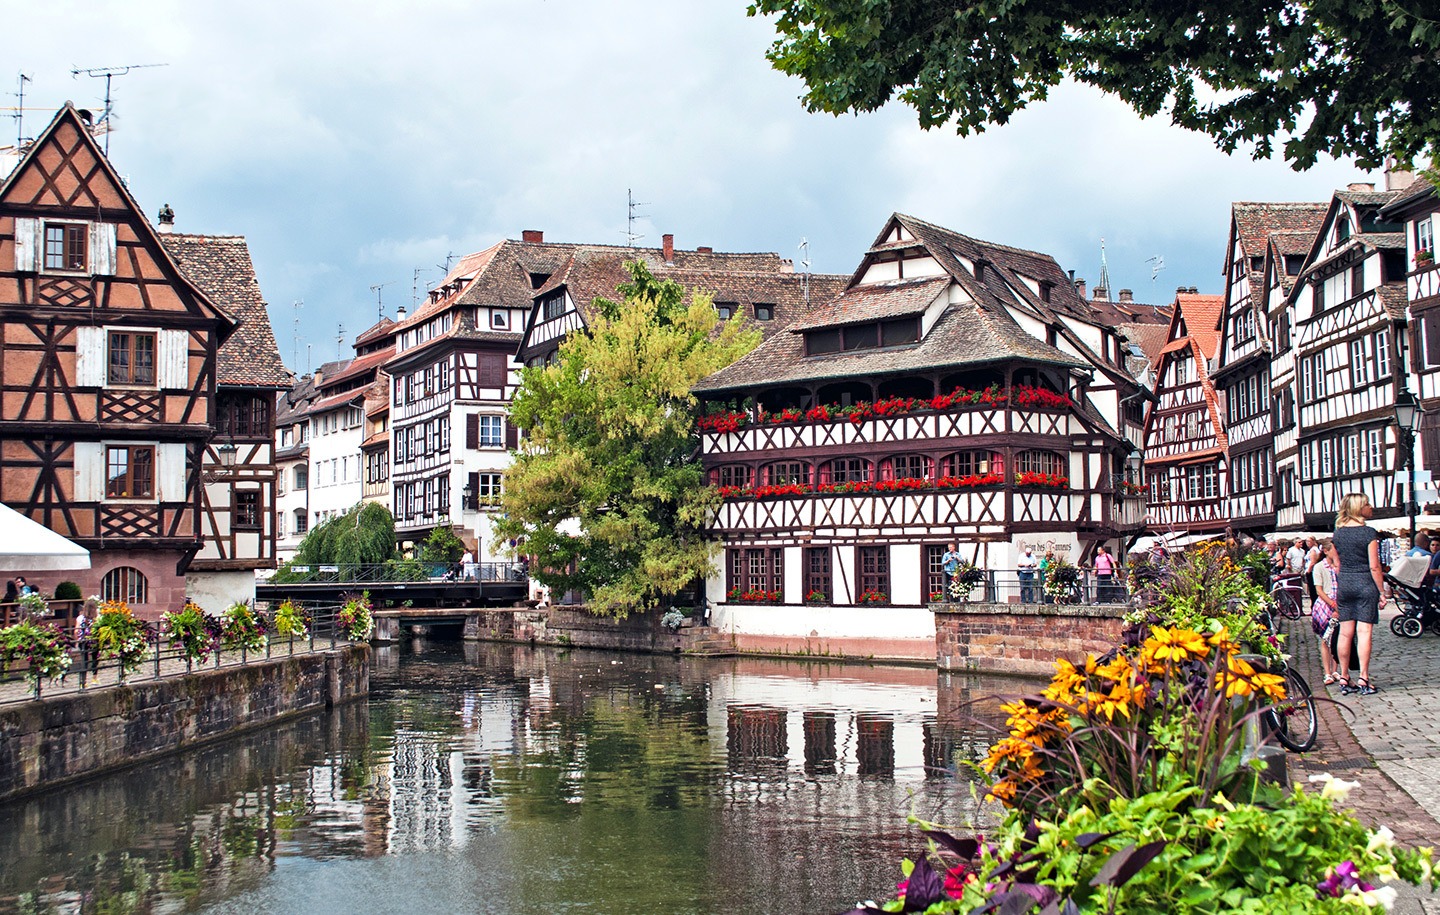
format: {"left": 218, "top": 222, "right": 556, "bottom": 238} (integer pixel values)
{"left": 0, "top": 645, "right": 369, "bottom": 803}
{"left": 932, "top": 601, "right": 1125, "bottom": 676}
{"left": 462, "top": 607, "right": 693, "bottom": 654}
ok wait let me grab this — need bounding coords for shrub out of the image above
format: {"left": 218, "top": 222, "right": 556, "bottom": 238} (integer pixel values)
{"left": 219, "top": 602, "right": 267, "bottom": 652}
{"left": 418, "top": 525, "right": 466, "bottom": 564}
{"left": 162, "top": 600, "right": 218, "bottom": 663}
{"left": 53, "top": 581, "right": 82, "bottom": 601}
{"left": 0, "top": 619, "right": 71, "bottom": 686}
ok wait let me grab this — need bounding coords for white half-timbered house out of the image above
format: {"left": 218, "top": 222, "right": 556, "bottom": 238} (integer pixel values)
{"left": 1213, "top": 203, "right": 1326, "bottom": 535}
{"left": 692, "top": 214, "right": 1145, "bottom": 660}
{"left": 1290, "top": 184, "right": 1413, "bottom": 529}
{"left": 274, "top": 374, "right": 318, "bottom": 562}
{"left": 1142, "top": 293, "right": 1230, "bottom": 537}
{"left": 1381, "top": 180, "right": 1440, "bottom": 493}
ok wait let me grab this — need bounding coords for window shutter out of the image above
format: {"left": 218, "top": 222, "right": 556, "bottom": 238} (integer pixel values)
{"left": 88, "top": 222, "right": 117, "bottom": 275}
{"left": 467, "top": 472, "right": 479, "bottom": 510}
{"left": 72, "top": 442, "right": 104, "bottom": 501}
{"left": 158, "top": 329, "right": 189, "bottom": 388}
{"left": 13, "top": 217, "right": 38, "bottom": 272}
{"left": 505, "top": 419, "right": 518, "bottom": 449}
{"left": 157, "top": 443, "right": 188, "bottom": 501}
{"left": 466, "top": 413, "right": 479, "bottom": 449}
{"left": 74, "top": 326, "right": 106, "bottom": 387}
{"left": 1426, "top": 314, "right": 1440, "bottom": 367}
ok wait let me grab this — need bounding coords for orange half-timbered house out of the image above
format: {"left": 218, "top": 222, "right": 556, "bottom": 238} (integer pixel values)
{"left": 0, "top": 106, "right": 237, "bottom": 614}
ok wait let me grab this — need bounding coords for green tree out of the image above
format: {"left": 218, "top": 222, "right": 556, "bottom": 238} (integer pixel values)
{"left": 419, "top": 525, "right": 466, "bottom": 564}
{"left": 494, "top": 261, "right": 761, "bottom": 616}
{"left": 748, "top": 0, "right": 1440, "bottom": 170}
{"left": 293, "top": 502, "right": 396, "bottom": 566}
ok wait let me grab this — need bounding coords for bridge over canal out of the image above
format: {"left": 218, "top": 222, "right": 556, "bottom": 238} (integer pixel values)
{"left": 256, "top": 562, "right": 528, "bottom": 610}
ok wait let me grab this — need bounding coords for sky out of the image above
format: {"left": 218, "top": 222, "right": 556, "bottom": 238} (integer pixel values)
{"left": 3, "top": 1, "right": 1381, "bottom": 373}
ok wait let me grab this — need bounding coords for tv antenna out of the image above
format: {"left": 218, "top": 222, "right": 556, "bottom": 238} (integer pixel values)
{"left": 336, "top": 323, "right": 346, "bottom": 358}
{"left": 798, "top": 237, "right": 812, "bottom": 307}
{"left": 13, "top": 72, "right": 31, "bottom": 149}
{"left": 369, "top": 281, "right": 396, "bottom": 320}
{"left": 1145, "top": 255, "right": 1166, "bottom": 305}
{"left": 290, "top": 300, "right": 303, "bottom": 371}
{"left": 436, "top": 252, "right": 455, "bottom": 276}
{"left": 411, "top": 267, "right": 432, "bottom": 306}
{"left": 70, "top": 62, "right": 168, "bottom": 154}
{"left": 625, "top": 188, "right": 649, "bottom": 247}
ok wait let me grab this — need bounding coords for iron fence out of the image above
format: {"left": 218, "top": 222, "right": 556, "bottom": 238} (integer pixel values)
{"left": 0, "top": 602, "right": 355, "bottom": 705}
{"left": 942, "top": 570, "right": 1133, "bottom": 606}
{"left": 265, "top": 561, "right": 526, "bottom": 585}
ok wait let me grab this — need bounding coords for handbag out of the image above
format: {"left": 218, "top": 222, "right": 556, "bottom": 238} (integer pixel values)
{"left": 1310, "top": 599, "right": 1330, "bottom": 636}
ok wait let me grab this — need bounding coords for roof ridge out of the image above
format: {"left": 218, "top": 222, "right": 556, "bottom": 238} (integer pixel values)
{"left": 895, "top": 213, "right": 1057, "bottom": 262}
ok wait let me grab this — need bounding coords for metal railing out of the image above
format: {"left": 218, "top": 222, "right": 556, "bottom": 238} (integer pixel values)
{"left": 0, "top": 599, "right": 85, "bottom": 629}
{"left": 940, "top": 570, "right": 1133, "bottom": 606}
{"left": 0, "top": 602, "right": 355, "bottom": 705}
{"left": 266, "top": 562, "right": 527, "bottom": 585}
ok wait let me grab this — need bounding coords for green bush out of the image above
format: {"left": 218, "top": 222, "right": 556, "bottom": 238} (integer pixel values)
{"left": 418, "top": 525, "right": 466, "bottom": 564}
{"left": 53, "top": 581, "right": 82, "bottom": 601}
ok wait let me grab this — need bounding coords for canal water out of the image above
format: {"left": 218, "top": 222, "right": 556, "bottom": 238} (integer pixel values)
{"left": 0, "top": 641, "right": 1029, "bottom": 915}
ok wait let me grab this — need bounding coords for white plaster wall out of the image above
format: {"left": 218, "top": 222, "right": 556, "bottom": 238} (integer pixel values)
{"left": 783, "top": 546, "right": 803, "bottom": 599}
{"left": 308, "top": 420, "right": 364, "bottom": 520}
{"left": 890, "top": 543, "right": 922, "bottom": 605}
{"left": 712, "top": 602, "right": 935, "bottom": 642}
{"left": 187, "top": 570, "right": 256, "bottom": 613}
{"left": 834, "top": 548, "right": 858, "bottom": 604}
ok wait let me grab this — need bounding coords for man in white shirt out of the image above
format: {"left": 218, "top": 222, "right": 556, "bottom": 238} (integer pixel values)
{"left": 1017, "top": 547, "right": 1039, "bottom": 603}
{"left": 1285, "top": 541, "right": 1307, "bottom": 577}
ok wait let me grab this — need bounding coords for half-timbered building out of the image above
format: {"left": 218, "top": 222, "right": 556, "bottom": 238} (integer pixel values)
{"left": 1381, "top": 180, "right": 1440, "bottom": 492}
{"left": 0, "top": 106, "right": 236, "bottom": 614}
{"left": 274, "top": 373, "right": 319, "bottom": 561}
{"left": 1290, "top": 184, "right": 1412, "bottom": 529}
{"left": 692, "top": 214, "right": 1146, "bottom": 659}
{"left": 1142, "top": 292, "right": 1228, "bottom": 537}
{"left": 159, "top": 229, "right": 290, "bottom": 606}
{"left": 1213, "top": 203, "right": 1327, "bottom": 536}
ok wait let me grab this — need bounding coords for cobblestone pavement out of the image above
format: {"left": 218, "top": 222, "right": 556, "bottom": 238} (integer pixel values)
{"left": 1282, "top": 603, "right": 1440, "bottom": 913}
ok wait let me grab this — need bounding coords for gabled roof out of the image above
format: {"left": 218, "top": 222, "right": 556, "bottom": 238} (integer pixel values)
{"left": 1380, "top": 179, "right": 1438, "bottom": 221}
{"left": 1119, "top": 322, "right": 1171, "bottom": 364}
{"left": 318, "top": 346, "right": 393, "bottom": 392}
{"left": 1149, "top": 293, "right": 1229, "bottom": 453}
{"left": 790, "top": 276, "right": 948, "bottom": 331}
{"left": 354, "top": 317, "right": 397, "bottom": 348}
{"left": 1169, "top": 293, "right": 1225, "bottom": 362}
{"left": 160, "top": 234, "right": 290, "bottom": 388}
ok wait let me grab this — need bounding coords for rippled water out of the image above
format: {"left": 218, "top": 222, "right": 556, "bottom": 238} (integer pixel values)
{"left": 0, "top": 641, "right": 1031, "bottom": 914}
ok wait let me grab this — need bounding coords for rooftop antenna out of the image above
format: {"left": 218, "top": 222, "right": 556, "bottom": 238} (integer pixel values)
{"left": 1145, "top": 255, "right": 1166, "bottom": 306}
{"left": 13, "top": 72, "right": 30, "bottom": 149}
{"left": 290, "top": 300, "right": 303, "bottom": 371}
{"left": 625, "top": 188, "right": 649, "bottom": 247}
{"left": 369, "top": 281, "right": 396, "bottom": 321}
{"left": 337, "top": 323, "right": 345, "bottom": 358}
{"left": 798, "top": 237, "right": 812, "bottom": 307}
{"left": 70, "top": 62, "right": 168, "bottom": 154}
{"left": 1097, "top": 237, "right": 1112, "bottom": 298}
{"left": 411, "top": 267, "right": 432, "bottom": 307}
{"left": 436, "top": 252, "right": 455, "bottom": 276}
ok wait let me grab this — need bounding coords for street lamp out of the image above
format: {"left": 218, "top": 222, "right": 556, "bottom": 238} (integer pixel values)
{"left": 1394, "top": 389, "right": 1422, "bottom": 541}
{"left": 461, "top": 482, "right": 473, "bottom": 511}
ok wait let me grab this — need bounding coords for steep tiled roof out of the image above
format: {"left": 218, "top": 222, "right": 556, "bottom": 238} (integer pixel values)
{"left": 1174, "top": 293, "right": 1224, "bottom": 361}
{"left": 309, "top": 388, "right": 366, "bottom": 414}
{"left": 790, "top": 276, "right": 948, "bottom": 331}
{"left": 160, "top": 234, "right": 290, "bottom": 388}
{"left": 1119, "top": 322, "right": 1171, "bottom": 364}
{"left": 1088, "top": 298, "right": 1172, "bottom": 327}
{"left": 1380, "top": 180, "right": 1438, "bottom": 220}
{"left": 318, "top": 346, "right": 393, "bottom": 392}
{"left": 1336, "top": 188, "right": 1399, "bottom": 207}
{"left": 354, "top": 317, "right": 397, "bottom": 348}
{"left": 276, "top": 373, "right": 319, "bottom": 425}
{"left": 1232, "top": 203, "right": 1328, "bottom": 260}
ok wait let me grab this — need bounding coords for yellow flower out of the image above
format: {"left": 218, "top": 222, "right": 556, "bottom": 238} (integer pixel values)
{"left": 1253, "top": 671, "right": 1287, "bottom": 702}
{"left": 988, "top": 779, "right": 1017, "bottom": 803}
{"left": 1145, "top": 626, "right": 1210, "bottom": 663}
{"left": 1014, "top": 754, "right": 1044, "bottom": 782}
{"left": 982, "top": 737, "right": 1034, "bottom": 773}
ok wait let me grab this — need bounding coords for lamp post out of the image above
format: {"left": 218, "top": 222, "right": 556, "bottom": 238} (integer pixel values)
{"left": 1393, "top": 389, "right": 1421, "bottom": 542}
{"left": 461, "top": 483, "right": 473, "bottom": 512}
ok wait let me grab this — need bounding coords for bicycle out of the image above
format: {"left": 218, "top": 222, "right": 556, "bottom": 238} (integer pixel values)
{"left": 1269, "top": 574, "right": 1305, "bottom": 620}
{"left": 1255, "top": 608, "right": 1318, "bottom": 752}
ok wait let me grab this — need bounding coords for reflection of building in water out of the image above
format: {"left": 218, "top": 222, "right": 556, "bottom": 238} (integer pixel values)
{"left": 855, "top": 713, "right": 895, "bottom": 777}
{"left": 802, "top": 711, "right": 837, "bottom": 775}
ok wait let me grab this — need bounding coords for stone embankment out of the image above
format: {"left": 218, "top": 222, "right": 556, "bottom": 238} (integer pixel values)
{"left": 931, "top": 600, "right": 1125, "bottom": 676}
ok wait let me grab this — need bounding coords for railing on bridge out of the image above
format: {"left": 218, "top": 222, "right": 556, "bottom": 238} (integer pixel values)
{"left": 264, "top": 562, "right": 526, "bottom": 585}
{"left": 940, "top": 571, "right": 1133, "bottom": 606}
{"left": 0, "top": 602, "right": 353, "bottom": 705}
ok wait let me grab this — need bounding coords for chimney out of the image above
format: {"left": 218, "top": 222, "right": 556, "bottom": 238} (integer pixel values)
{"left": 1188, "top": 286, "right": 1199, "bottom": 294}
{"left": 1385, "top": 158, "right": 1416, "bottom": 191}
{"left": 1074, "top": 278, "right": 1087, "bottom": 300}
{"left": 157, "top": 203, "right": 175, "bottom": 234}
{"left": 1176, "top": 285, "right": 1188, "bottom": 295}
{"left": 1118, "top": 289, "right": 1133, "bottom": 303}
{"left": 521, "top": 229, "right": 544, "bottom": 244}
{"left": 396, "top": 304, "right": 407, "bottom": 320}
{"left": 696, "top": 245, "right": 713, "bottom": 254}
{"left": 1347, "top": 182, "right": 1376, "bottom": 193}
{"left": 1093, "top": 285, "right": 1108, "bottom": 301}
{"left": 662, "top": 233, "right": 674, "bottom": 264}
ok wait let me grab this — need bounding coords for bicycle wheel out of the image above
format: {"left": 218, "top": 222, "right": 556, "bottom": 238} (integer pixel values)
{"left": 1269, "top": 667, "right": 1318, "bottom": 753}
{"left": 1275, "top": 589, "right": 1303, "bottom": 620}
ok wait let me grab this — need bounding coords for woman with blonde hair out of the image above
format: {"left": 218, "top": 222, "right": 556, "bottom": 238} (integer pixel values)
{"left": 1333, "top": 493, "right": 1384, "bottom": 695}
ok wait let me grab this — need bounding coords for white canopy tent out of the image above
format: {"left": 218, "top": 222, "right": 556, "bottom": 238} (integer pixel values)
{"left": 0, "top": 502, "right": 90, "bottom": 571}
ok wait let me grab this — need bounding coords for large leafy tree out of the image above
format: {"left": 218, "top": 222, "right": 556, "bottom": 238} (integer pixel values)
{"left": 495, "top": 261, "right": 761, "bottom": 616}
{"left": 748, "top": 0, "right": 1440, "bottom": 170}
{"left": 293, "top": 502, "right": 396, "bottom": 566}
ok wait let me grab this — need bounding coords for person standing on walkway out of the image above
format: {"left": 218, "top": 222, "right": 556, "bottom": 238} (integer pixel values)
{"left": 1312, "top": 539, "right": 1341, "bottom": 685}
{"left": 1093, "top": 546, "right": 1117, "bottom": 603}
{"left": 1334, "top": 493, "right": 1385, "bottom": 696}
{"left": 1017, "top": 547, "right": 1038, "bottom": 603}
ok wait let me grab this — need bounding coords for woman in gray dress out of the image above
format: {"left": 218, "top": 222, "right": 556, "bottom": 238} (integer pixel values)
{"left": 1333, "top": 493, "right": 1384, "bottom": 696}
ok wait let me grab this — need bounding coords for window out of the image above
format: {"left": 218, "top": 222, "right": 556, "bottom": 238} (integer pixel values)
{"left": 1345, "top": 434, "right": 1360, "bottom": 475}
{"left": 1285, "top": 255, "right": 1305, "bottom": 275}
{"left": 1015, "top": 450, "right": 1065, "bottom": 476}
{"left": 714, "top": 465, "right": 753, "bottom": 488}
{"left": 491, "top": 310, "right": 508, "bottom": 329}
{"left": 1351, "top": 262, "right": 1365, "bottom": 295}
{"left": 101, "top": 567, "right": 148, "bottom": 604}
{"left": 278, "top": 513, "right": 286, "bottom": 538}
{"left": 1149, "top": 470, "right": 1171, "bottom": 502}
{"left": 542, "top": 293, "right": 566, "bottom": 321}
{"left": 728, "top": 547, "right": 783, "bottom": 599}
{"left": 715, "top": 302, "right": 736, "bottom": 320}
{"left": 806, "top": 328, "right": 843, "bottom": 355}
{"left": 941, "top": 451, "right": 1002, "bottom": 478}
{"left": 765, "top": 461, "right": 808, "bottom": 486}
{"left": 366, "top": 451, "right": 388, "bottom": 484}
{"left": 477, "top": 415, "right": 504, "bottom": 447}
{"left": 1185, "top": 412, "right": 1199, "bottom": 440}
{"left": 1321, "top": 439, "right": 1333, "bottom": 476}
{"left": 822, "top": 457, "right": 870, "bottom": 484}
{"left": 1337, "top": 215, "right": 1351, "bottom": 242}
{"left": 924, "top": 545, "right": 950, "bottom": 601}
{"left": 1420, "top": 218, "right": 1435, "bottom": 257}
{"left": 294, "top": 465, "right": 308, "bottom": 490}
{"left": 107, "top": 331, "right": 157, "bottom": 386}
{"left": 235, "top": 491, "right": 260, "bottom": 529}
{"left": 754, "top": 304, "right": 774, "bottom": 321}
{"left": 475, "top": 472, "right": 503, "bottom": 505}
{"left": 858, "top": 545, "right": 889, "bottom": 598}
{"left": 1374, "top": 329, "right": 1391, "bottom": 379}
{"left": 1352, "top": 338, "right": 1371, "bottom": 385}
{"left": 44, "top": 222, "right": 87, "bottom": 271}
{"left": 1173, "top": 358, "right": 1189, "bottom": 385}
{"left": 1367, "top": 429, "right": 1384, "bottom": 470}
{"left": 217, "top": 394, "right": 271, "bottom": 438}
{"left": 805, "top": 547, "right": 831, "bottom": 602}
{"left": 1184, "top": 464, "right": 1218, "bottom": 501}
{"left": 880, "top": 318, "right": 920, "bottom": 346}
{"left": 106, "top": 445, "right": 154, "bottom": 499}
{"left": 880, "top": 454, "right": 931, "bottom": 481}
{"left": 1314, "top": 279, "right": 1325, "bottom": 311}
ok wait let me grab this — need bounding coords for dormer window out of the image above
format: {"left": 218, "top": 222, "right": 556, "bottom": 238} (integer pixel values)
{"left": 491, "top": 310, "right": 508, "bottom": 329}
{"left": 804, "top": 317, "right": 920, "bottom": 356}
{"left": 716, "top": 302, "right": 737, "bottom": 320}
{"left": 1285, "top": 255, "right": 1304, "bottom": 275}
{"left": 45, "top": 223, "right": 87, "bottom": 271}
{"left": 1337, "top": 215, "right": 1351, "bottom": 242}
{"left": 1039, "top": 282, "right": 1052, "bottom": 303}
{"left": 1249, "top": 256, "right": 1263, "bottom": 272}
{"left": 754, "top": 303, "right": 774, "bottom": 321}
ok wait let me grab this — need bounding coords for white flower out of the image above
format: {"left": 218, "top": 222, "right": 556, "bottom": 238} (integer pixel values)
{"left": 1372, "top": 862, "right": 1399, "bottom": 883}
{"left": 1341, "top": 885, "right": 1398, "bottom": 911}
{"left": 1418, "top": 848, "right": 1434, "bottom": 883}
{"left": 1309, "top": 773, "right": 1362, "bottom": 802}
{"left": 1367, "top": 825, "right": 1397, "bottom": 855}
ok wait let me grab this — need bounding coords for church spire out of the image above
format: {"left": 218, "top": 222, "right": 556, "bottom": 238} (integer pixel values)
{"left": 1097, "top": 237, "right": 1112, "bottom": 301}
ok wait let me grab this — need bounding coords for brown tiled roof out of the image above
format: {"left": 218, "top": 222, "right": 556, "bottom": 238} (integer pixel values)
{"left": 1336, "top": 188, "right": 1400, "bottom": 207}
{"left": 1088, "top": 298, "right": 1172, "bottom": 327}
{"left": 319, "top": 346, "right": 393, "bottom": 392}
{"left": 160, "top": 234, "right": 289, "bottom": 388}
{"left": 309, "top": 388, "right": 366, "bottom": 414}
{"left": 1119, "top": 322, "right": 1171, "bottom": 363}
{"left": 1174, "top": 293, "right": 1224, "bottom": 361}
{"left": 1232, "top": 203, "right": 1328, "bottom": 261}
{"left": 354, "top": 317, "right": 397, "bottom": 347}
{"left": 1380, "top": 180, "right": 1438, "bottom": 220}
{"left": 1379, "top": 285, "right": 1409, "bottom": 321}
{"left": 790, "top": 276, "right": 948, "bottom": 331}
{"left": 276, "top": 373, "right": 319, "bottom": 425}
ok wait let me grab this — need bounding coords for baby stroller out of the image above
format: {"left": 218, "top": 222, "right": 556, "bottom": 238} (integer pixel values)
{"left": 1386, "top": 573, "right": 1440, "bottom": 638}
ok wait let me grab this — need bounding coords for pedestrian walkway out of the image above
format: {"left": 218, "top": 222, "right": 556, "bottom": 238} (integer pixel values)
{"left": 1282, "top": 605, "right": 1440, "bottom": 913}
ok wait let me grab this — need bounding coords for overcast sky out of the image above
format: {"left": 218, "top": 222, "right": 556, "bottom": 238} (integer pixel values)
{"left": 4, "top": 1, "right": 1378, "bottom": 373}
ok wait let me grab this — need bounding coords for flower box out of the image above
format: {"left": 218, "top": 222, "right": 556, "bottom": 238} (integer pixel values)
{"left": 857, "top": 590, "right": 889, "bottom": 605}
{"left": 727, "top": 588, "right": 781, "bottom": 603}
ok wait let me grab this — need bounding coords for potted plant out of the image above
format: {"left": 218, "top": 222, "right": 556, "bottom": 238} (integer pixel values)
{"left": 220, "top": 602, "right": 268, "bottom": 653}
{"left": 0, "top": 618, "right": 71, "bottom": 692}
{"left": 338, "top": 591, "right": 374, "bottom": 641}
{"left": 162, "top": 600, "right": 218, "bottom": 667}
{"left": 805, "top": 590, "right": 828, "bottom": 604}
{"left": 858, "top": 589, "right": 889, "bottom": 605}
{"left": 948, "top": 561, "right": 987, "bottom": 602}
{"left": 273, "top": 599, "right": 310, "bottom": 646}
{"left": 93, "top": 600, "right": 150, "bottom": 680}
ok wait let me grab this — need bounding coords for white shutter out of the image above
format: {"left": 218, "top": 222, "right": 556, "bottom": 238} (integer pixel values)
{"left": 158, "top": 329, "right": 189, "bottom": 388}
{"left": 156, "top": 443, "right": 187, "bottom": 501}
{"left": 72, "top": 443, "right": 104, "bottom": 501}
{"left": 13, "top": 217, "right": 38, "bottom": 272}
{"left": 88, "top": 222, "right": 116, "bottom": 275}
{"left": 74, "top": 326, "right": 106, "bottom": 387}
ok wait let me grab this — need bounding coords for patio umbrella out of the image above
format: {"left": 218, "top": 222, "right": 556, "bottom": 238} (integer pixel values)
{"left": 0, "top": 502, "right": 90, "bottom": 570}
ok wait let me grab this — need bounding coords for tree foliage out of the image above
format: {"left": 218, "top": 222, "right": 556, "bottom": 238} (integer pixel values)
{"left": 293, "top": 502, "right": 397, "bottom": 566}
{"left": 494, "top": 261, "right": 762, "bottom": 616}
{"left": 419, "top": 525, "right": 466, "bottom": 564}
{"left": 748, "top": 0, "right": 1440, "bottom": 170}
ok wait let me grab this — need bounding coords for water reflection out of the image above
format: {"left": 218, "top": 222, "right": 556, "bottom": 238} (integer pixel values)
{"left": 0, "top": 642, "right": 1037, "bottom": 915}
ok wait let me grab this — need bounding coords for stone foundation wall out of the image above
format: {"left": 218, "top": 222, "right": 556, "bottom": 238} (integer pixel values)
{"left": 0, "top": 645, "right": 369, "bottom": 803}
{"left": 933, "top": 601, "right": 1124, "bottom": 676}
{"left": 457, "top": 607, "right": 714, "bottom": 654}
